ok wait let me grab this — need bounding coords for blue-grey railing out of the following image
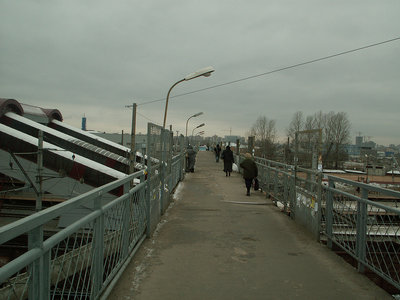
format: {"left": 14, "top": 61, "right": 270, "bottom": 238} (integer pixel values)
{"left": 0, "top": 170, "right": 147, "bottom": 299}
{"left": 236, "top": 154, "right": 400, "bottom": 291}
{"left": 0, "top": 124, "right": 185, "bottom": 300}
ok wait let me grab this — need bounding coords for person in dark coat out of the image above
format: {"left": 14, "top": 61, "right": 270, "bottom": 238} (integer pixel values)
{"left": 240, "top": 153, "right": 258, "bottom": 196}
{"left": 221, "top": 145, "right": 234, "bottom": 176}
{"left": 214, "top": 144, "right": 221, "bottom": 162}
{"left": 186, "top": 145, "right": 196, "bottom": 172}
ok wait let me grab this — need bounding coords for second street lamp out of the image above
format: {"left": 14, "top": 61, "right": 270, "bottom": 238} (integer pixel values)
{"left": 163, "top": 67, "right": 214, "bottom": 129}
{"left": 192, "top": 123, "right": 205, "bottom": 137}
{"left": 186, "top": 112, "right": 203, "bottom": 145}
{"left": 191, "top": 123, "right": 205, "bottom": 144}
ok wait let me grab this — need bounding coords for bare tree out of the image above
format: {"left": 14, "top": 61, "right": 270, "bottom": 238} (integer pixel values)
{"left": 286, "top": 111, "right": 304, "bottom": 142}
{"left": 321, "top": 111, "right": 351, "bottom": 168}
{"left": 287, "top": 110, "right": 351, "bottom": 168}
{"left": 250, "top": 116, "right": 277, "bottom": 158}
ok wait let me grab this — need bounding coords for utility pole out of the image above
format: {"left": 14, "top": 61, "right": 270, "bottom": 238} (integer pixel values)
{"left": 36, "top": 130, "right": 43, "bottom": 211}
{"left": 126, "top": 103, "right": 137, "bottom": 174}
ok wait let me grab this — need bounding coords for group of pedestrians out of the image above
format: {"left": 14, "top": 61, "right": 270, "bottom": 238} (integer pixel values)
{"left": 185, "top": 143, "right": 258, "bottom": 196}
{"left": 214, "top": 144, "right": 258, "bottom": 196}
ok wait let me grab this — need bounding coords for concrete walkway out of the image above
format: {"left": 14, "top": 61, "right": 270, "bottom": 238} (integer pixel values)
{"left": 109, "top": 151, "right": 391, "bottom": 300}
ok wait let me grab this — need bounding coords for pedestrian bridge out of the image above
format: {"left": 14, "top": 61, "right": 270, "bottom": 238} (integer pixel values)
{"left": 0, "top": 151, "right": 399, "bottom": 299}
{"left": 108, "top": 151, "right": 396, "bottom": 300}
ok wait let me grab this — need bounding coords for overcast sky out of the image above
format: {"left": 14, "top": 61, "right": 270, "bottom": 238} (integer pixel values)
{"left": 1, "top": 1, "right": 399, "bottom": 146}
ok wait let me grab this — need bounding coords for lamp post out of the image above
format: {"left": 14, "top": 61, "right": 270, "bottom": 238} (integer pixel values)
{"left": 186, "top": 112, "right": 203, "bottom": 145}
{"left": 162, "top": 66, "right": 214, "bottom": 129}
{"left": 191, "top": 123, "right": 205, "bottom": 145}
{"left": 160, "top": 67, "right": 213, "bottom": 209}
{"left": 125, "top": 103, "right": 137, "bottom": 174}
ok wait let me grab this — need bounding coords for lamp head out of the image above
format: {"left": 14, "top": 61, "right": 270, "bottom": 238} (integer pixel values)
{"left": 184, "top": 66, "right": 215, "bottom": 81}
{"left": 196, "top": 123, "right": 205, "bottom": 129}
{"left": 193, "top": 112, "right": 204, "bottom": 118}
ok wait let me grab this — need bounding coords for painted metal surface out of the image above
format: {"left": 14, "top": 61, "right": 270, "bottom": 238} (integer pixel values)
{"left": 0, "top": 123, "right": 184, "bottom": 299}
{"left": 239, "top": 154, "right": 400, "bottom": 291}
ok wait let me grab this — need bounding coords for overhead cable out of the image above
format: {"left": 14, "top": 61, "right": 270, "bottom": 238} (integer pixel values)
{"left": 137, "top": 36, "right": 400, "bottom": 106}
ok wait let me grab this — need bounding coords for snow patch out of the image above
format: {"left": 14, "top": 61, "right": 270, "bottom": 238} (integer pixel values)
{"left": 172, "top": 182, "right": 184, "bottom": 201}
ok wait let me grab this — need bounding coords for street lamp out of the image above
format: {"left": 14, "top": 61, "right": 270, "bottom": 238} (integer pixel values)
{"left": 186, "top": 112, "right": 203, "bottom": 145}
{"left": 191, "top": 123, "right": 205, "bottom": 144}
{"left": 192, "top": 123, "right": 205, "bottom": 137}
{"left": 163, "top": 66, "right": 214, "bottom": 129}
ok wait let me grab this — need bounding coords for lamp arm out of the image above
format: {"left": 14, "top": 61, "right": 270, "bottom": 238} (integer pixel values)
{"left": 186, "top": 116, "right": 193, "bottom": 138}
{"left": 163, "top": 78, "right": 185, "bottom": 129}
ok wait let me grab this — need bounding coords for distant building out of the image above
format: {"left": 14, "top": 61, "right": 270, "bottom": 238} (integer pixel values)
{"left": 344, "top": 144, "right": 360, "bottom": 156}
{"left": 355, "top": 136, "right": 363, "bottom": 147}
{"left": 224, "top": 135, "right": 244, "bottom": 144}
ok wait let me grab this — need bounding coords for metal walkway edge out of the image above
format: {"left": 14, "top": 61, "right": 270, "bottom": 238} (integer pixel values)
{"left": 109, "top": 151, "right": 392, "bottom": 300}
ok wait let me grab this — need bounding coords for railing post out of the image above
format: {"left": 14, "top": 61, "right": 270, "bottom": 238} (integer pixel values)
{"left": 168, "top": 131, "right": 173, "bottom": 201}
{"left": 356, "top": 187, "right": 368, "bottom": 273}
{"left": 283, "top": 173, "right": 288, "bottom": 213}
{"left": 121, "top": 181, "right": 131, "bottom": 258}
{"left": 326, "top": 178, "right": 334, "bottom": 249}
{"left": 42, "top": 250, "right": 51, "bottom": 299}
{"left": 315, "top": 172, "right": 323, "bottom": 242}
{"left": 289, "top": 170, "right": 295, "bottom": 219}
{"left": 160, "top": 128, "right": 166, "bottom": 214}
{"left": 265, "top": 163, "right": 270, "bottom": 198}
{"left": 92, "top": 191, "right": 104, "bottom": 298}
{"left": 180, "top": 136, "right": 185, "bottom": 181}
{"left": 273, "top": 169, "right": 278, "bottom": 204}
{"left": 28, "top": 226, "right": 43, "bottom": 300}
{"left": 146, "top": 123, "right": 152, "bottom": 237}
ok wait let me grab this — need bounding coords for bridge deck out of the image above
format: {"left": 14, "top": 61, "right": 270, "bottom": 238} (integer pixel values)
{"left": 109, "top": 151, "right": 392, "bottom": 300}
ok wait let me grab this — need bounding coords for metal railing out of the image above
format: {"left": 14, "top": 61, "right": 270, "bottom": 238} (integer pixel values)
{"left": 236, "top": 154, "right": 400, "bottom": 291}
{"left": 0, "top": 170, "right": 147, "bottom": 299}
{"left": 0, "top": 123, "right": 185, "bottom": 299}
{"left": 324, "top": 176, "right": 400, "bottom": 290}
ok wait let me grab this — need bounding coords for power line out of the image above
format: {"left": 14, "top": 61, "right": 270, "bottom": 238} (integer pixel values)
{"left": 136, "top": 111, "right": 160, "bottom": 125}
{"left": 137, "top": 36, "right": 400, "bottom": 107}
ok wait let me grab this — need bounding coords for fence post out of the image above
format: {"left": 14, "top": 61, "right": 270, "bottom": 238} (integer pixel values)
{"left": 92, "top": 191, "right": 104, "bottom": 297}
{"left": 121, "top": 181, "right": 131, "bottom": 258}
{"left": 356, "top": 187, "right": 368, "bottom": 273}
{"left": 160, "top": 128, "right": 166, "bottom": 214}
{"left": 42, "top": 250, "right": 51, "bottom": 299}
{"left": 146, "top": 124, "right": 152, "bottom": 237}
{"left": 326, "top": 178, "right": 334, "bottom": 249}
{"left": 273, "top": 169, "right": 278, "bottom": 204}
{"left": 265, "top": 162, "right": 270, "bottom": 198}
{"left": 168, "top": 131, "right": 173, "bottom": 202}
{"left": 315, "top": 172, "right": 323, "bottom": 242}
{"left": 180, "top": 136, "right": 185, "bottom": 181}
{"left": 28, "top": 226, "right": 43, "bottom": 300}
{"left": 283, "top": 173, "right": 288, "bottom": 213}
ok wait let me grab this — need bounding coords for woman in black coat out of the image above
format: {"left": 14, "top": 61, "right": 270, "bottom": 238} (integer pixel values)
{"left": 221, "top": 146, "right": 234, "bottom": 176}
{"left": 240, "top": 153, "right": 258, "bottom": 196}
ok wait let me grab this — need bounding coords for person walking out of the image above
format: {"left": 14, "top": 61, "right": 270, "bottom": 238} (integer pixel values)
{"left": 186, "top": 145, "right": 197, "bottom": 173}
{"left": 214, "top": 143, "right": 221, "bottom": 162}
{"left": 221, "top": 145, "right": 234, "bottom": 176}
{"left": 240, "top": 153, "right": 258, "bottom": 196}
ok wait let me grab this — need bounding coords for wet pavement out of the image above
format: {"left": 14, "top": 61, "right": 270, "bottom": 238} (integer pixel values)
{"left": 109, "top": 151, "right": 391, "bottom": 300}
